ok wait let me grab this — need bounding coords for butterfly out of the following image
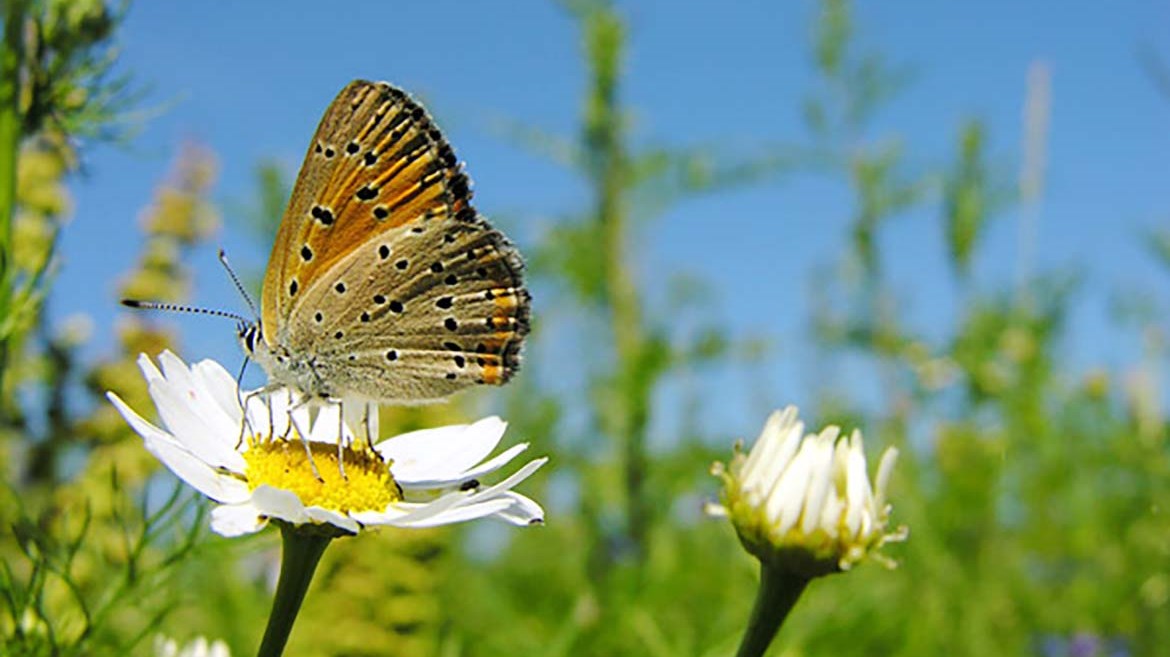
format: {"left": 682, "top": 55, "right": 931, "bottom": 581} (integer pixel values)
{"left": 237, "top": 80, "right": 530, "bottom": 405}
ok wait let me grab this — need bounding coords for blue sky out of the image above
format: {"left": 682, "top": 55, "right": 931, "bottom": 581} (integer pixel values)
{"left": 57, "top": 1, "right": 1169, "bottom": 441}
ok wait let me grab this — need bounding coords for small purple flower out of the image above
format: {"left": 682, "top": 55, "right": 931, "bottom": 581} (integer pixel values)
{"left": 1069, "top": 632, "right": 1102, "bottom": 657}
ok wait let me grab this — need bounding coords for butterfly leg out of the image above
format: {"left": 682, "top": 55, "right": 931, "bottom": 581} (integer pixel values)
{"left": 338, "top": 400, "right": 377, "bottom": 455}
{"left": 336, "top": 398, "right": 348, "bottom": 481}
{"left": 286, "top": 410, "right": 323, "bottom": 482}
{"left": 360, "top": 403, "right": 374, "bottom": 453}
{"left": 281, "top": 389, "right": 295, "bottom": 440}
{"left": 273, "top": 390, "right": 325, "bottom": 481}
{"left": 234, "top": 392, "right": 253, "bottom": 449}
{"left": 235, "top": 386, "right": 278, "bottom": 448}
{"left": 233, "top": 357, "right": 256, "bottom": 447}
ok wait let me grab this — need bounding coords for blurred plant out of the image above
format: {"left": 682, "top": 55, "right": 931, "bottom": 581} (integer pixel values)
{"left": 154, "top": 635, "right": 232, "bottom": 657}
{"left": 0, "top": 16, "right": 221, "bottom": 657}
{"left": 0, "top": 481, "right": 206, "bottom": 656}
{"left": 1016, "top": 60, "right": 1050, "bottom": 308}
{"left": 1, "top": 133, "right": 223, "bottom": 655}
{"left": 79, "top": 141, "right": 219, "bottom": 477}
{"left": 797, "top": 2, "right": 1169, "bottom": 656}
{"left": 944, "top": 119, "right": 995, "bottom": 281}
{"left": 0, "top": 0, "right": 138, "bottom": 395}
{"left": 520, "top": 0, "right": 808, "bottom": 573}
{"left": 1, "top": 138, "right": 72, "bottom": 466}
{"left": 805, "top": 0, "right": 927, "bottom": 354}
{"left": 1138, "top": 44, "right": 1170, "bottom": 101}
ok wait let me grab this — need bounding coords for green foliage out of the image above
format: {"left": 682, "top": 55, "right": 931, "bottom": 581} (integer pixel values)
{"left": 0, "top": 481, "right": 207, "bottom": 656}
{"left": 0, "top": 0, "right": 136, "bottom": 400}
{"left": 943, "top": 120, "right": 988, "bottom": 277}
{"left": 242, "top": 160, "right": 291, "bottom": 246}
{"left": 446, "top": 2, "right": 1167, "bottom": 656}
{"left": 0, "top": 5, "right": 230, "bottom": 650}
{"left": 805, "top": 0, "right": 912, "bottom": 139}
{"left": 1, "top": 1, "right": 1166, "bottom": 656}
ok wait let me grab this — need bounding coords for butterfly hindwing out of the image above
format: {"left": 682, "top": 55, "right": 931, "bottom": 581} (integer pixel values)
{"left": 284, "top": 214, "right": 529, "bottom": 402}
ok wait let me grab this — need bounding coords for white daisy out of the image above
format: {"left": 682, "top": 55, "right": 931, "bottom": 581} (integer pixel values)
{"left": 709, "top": 406, "right": 906, "bottom": 576}
{"left": 108, "top": 351, "right": 546, "bottom": 537}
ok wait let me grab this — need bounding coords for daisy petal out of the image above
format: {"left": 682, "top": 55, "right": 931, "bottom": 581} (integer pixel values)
{"left": 108, "top": 392, "right": 250, "bottom": 504}
{"left": 398, "top": 443, "right": 531, "bottom": 489}
{"left": 155, "top": 351, "right": 243, "bottom": 442}
{"left": 146, "top": 377, "right": 245, "bottom": 471}
{"left": 340, "top": 401, "right": 378, "bottom": 445}
{"left": 191, "top": 358, "right": 245, "bottom": 424}
{"left": 251, "top": 485, "right": 310, "bottom": 525}
{"left": 136, "top": 352, "right": 164, "bottom": 383}
{"left": 491, "top": 492, "right": 545, "bottom": 526}
{"left": 305, "top": 506, "right": 360, "bottom": 534}
{"left": 354, "top": 490, "right": 471, "bottom": 527}
{"left": 393, "top": 497, "right": 515, "bottom": 528}
{"left": 156, "top": 350, "right": 195, "bottom": 388}
{"left": 469, "top": 457, "right": 548, "bottom": 501}
{"left": 210, "top": 502, "right": 267, "bottom": 537}
{"left": 309, "top": 404, "right": 352, "bottom": 444}
{"left": 457, "top": 442, "right": 530, "bottom": 479}
{"left": 376, "top": 416, "right": 506, "bottom": 481}
{"left": 110, "top": 352, "right": 545, "bottom": 540}
{"left": 243, "top": 388, "right": 300, "bottom": 440}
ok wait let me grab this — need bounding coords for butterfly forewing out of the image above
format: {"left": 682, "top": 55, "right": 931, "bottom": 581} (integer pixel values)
{"left": 262, "top": 81, "right": 465, "bottom": 334}
{"left": 260, "top": 80, "right": 529, "bottom": 403}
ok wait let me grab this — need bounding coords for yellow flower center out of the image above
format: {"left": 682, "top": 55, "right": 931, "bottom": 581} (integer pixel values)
{"left": 242, "top": 436, "right": 401, "bottom": 514}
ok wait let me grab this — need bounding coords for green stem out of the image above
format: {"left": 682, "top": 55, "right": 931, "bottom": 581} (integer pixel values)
{"left": 584, "top": 5, "right": 650, "bottom": 563}
{"left": 256, "top": 524, "right": 333, "bottom": 657}
{"left": 0, "top": 0, "right": 26, "bottom": 391}
{"left": 735, "top": 563, "right": 810, "bottom": 657}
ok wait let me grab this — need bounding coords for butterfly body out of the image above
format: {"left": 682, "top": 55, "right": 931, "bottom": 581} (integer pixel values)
{"left": 241, "top": 80, "right": 529, "bottom": 404}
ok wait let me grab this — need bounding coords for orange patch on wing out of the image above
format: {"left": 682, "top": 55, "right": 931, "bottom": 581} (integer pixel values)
{"left": 481, "top": 362, "right": 503, "bottom": 384}
{"left": 476, "top": 353, "right": 503, "bottom": 385}
{"left": 491, "top": 288, "right": 518, "bottom": 310}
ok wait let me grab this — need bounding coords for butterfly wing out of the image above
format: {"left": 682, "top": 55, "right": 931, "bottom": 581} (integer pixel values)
{"left": 261, "top": 80, "right": 529, "bottom": 402}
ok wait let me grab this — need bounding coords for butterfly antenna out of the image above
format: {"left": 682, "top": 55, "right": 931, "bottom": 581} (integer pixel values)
{"left": 218, "top": 249, "right": 259, "bottom": 319}
{"left": 120, "top": 299, "right": 251, "bottom": 325}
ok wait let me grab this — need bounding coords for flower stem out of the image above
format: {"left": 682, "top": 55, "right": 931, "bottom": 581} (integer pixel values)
{"left": 735, "top": 563, "right": 810, "bottom": 657}
{"left": 256, "top": 524, "right": 333, "bottom": 657}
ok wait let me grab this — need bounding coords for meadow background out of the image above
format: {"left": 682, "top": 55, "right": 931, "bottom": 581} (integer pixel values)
{"left": 2, "top": 1, "right": 1168, "bottom": 655}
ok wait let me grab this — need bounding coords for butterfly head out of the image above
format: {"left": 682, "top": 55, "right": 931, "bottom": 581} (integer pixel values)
{"left": 237, "top": 319, "right": 288, "bottom": 383}
{"left": 237, "top": 321, "right": 262, "bottom": 359}
{"left": 237, "top": 319, "right": 335, "bottom": 400}
{"left": 238, "top": 321, "right": 283, "bottom": 370}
